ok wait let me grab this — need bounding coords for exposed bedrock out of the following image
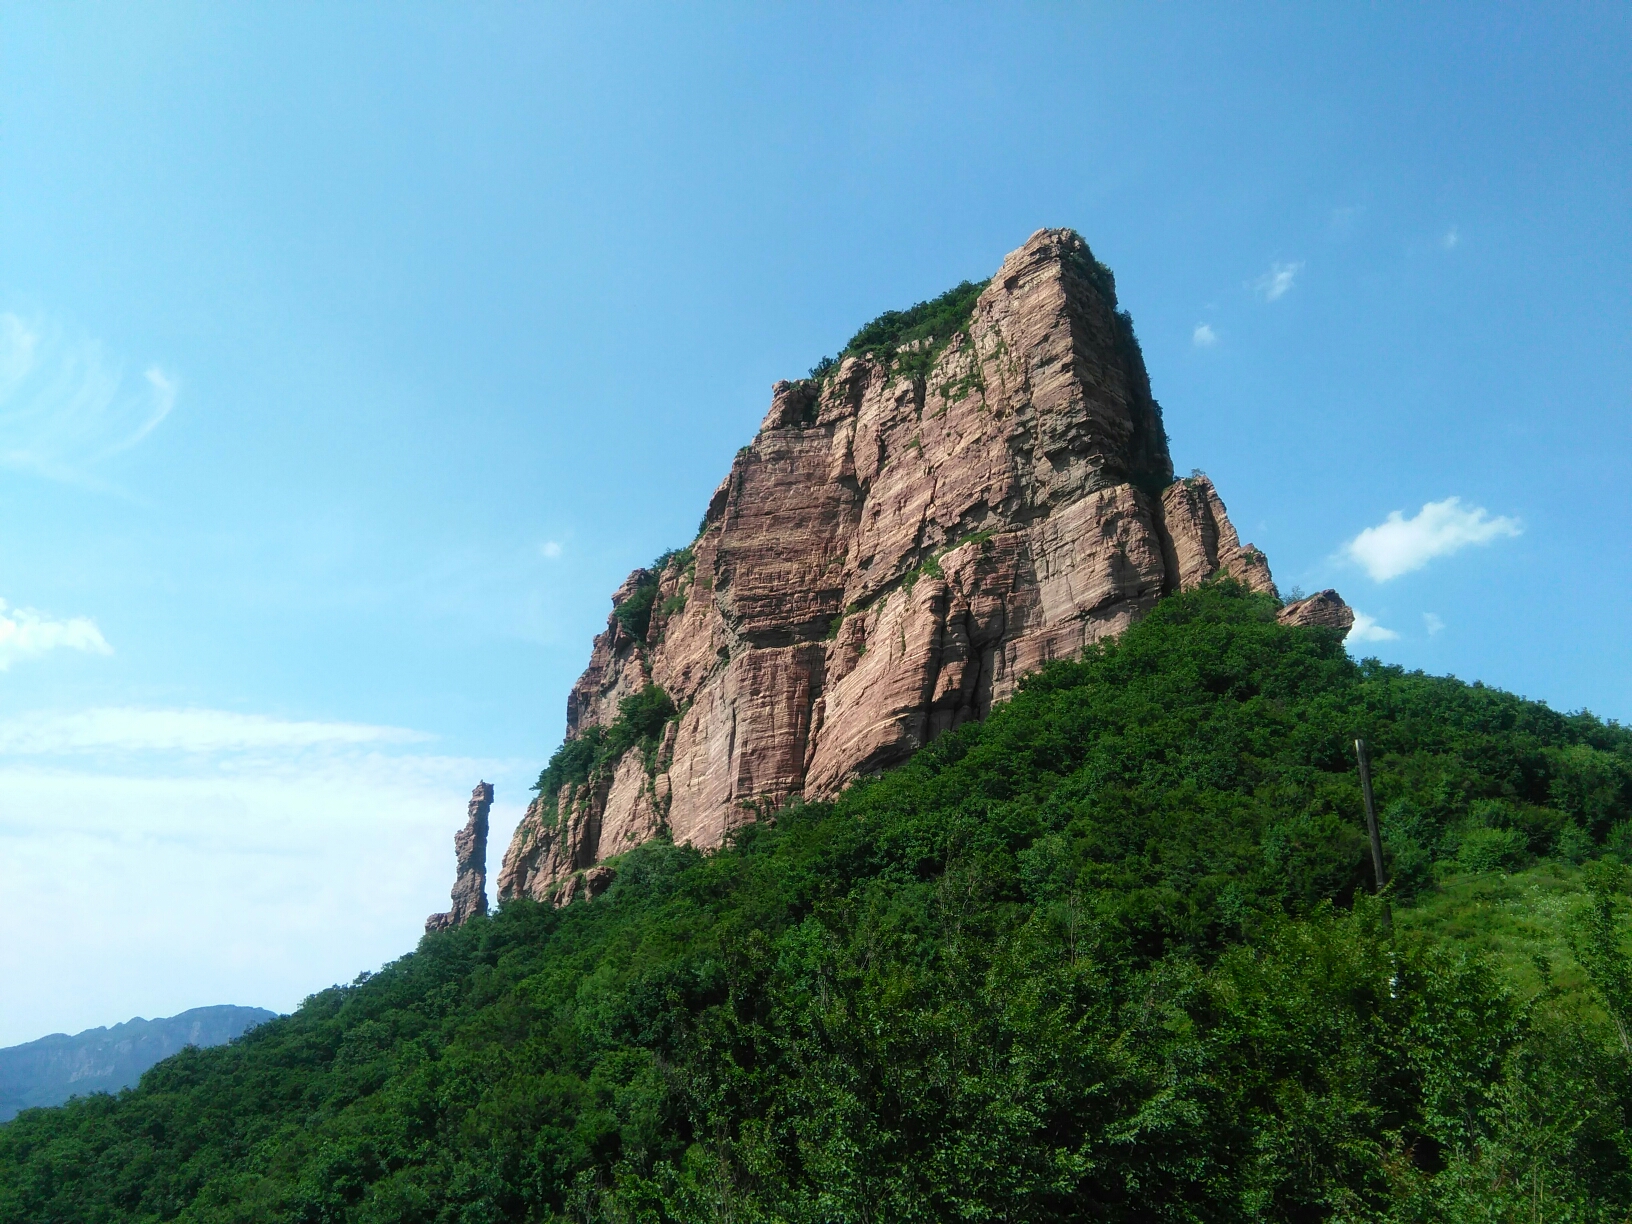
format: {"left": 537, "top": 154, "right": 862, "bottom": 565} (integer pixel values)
{"left": 426, "top": 782, "right": 493, "bottom": 932}
{"left": 1277, "top": 589, "right": 1357, "bottom": 633}
{"left": 500, "top": 228, "right": 1350, "bottom": 904}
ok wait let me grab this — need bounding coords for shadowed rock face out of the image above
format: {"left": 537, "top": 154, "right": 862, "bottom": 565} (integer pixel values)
{"left": 426, "top": 782, "right": 492, "bottom": 932}
{"left": 500, "top": 228, "right": 1342, "bottom": 905}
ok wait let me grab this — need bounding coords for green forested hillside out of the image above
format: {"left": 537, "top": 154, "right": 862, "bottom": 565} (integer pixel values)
{"left": 4, "top": 585, "right": 1631, "bottom": 1222}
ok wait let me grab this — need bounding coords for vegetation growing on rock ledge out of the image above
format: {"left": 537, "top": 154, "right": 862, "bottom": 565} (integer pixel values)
{"left": 810, "top": 277, "right": 989, "bottom": 383}
{"left": 612, "top": 547, "right": 695, "bottom": 643}
{"left": 5, "top": 585, "right": 1632, "bottom": 1222}
{"left": 530, "top": 684, "right": 675, "bottom": 825}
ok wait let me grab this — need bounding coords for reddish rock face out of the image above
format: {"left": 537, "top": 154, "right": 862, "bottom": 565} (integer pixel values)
{"left": 1277, "top": 589, "right": 1356, "bottom": 633}
{"left": 426, "top": 782, "right": 493, "bottom": 932}
{"left": 499, "top": 228, "right": 1299, "bottom": 905}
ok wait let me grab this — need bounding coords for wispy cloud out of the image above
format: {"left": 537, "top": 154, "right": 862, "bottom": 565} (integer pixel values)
{"left": 1192, "top": 324, "right": 1218, "bottom": 348}
{"left": 0, "top": 312, "right": 177, "bottom": 488}
{"left": 0, "top": 707, "right": 428, "bottom": 755}
{"left": 540, "top": 540, "right": 563, "bottom": 559}
{"left": 1424, "top": 612, "right": 1445, "bottom": 636}
{"left": 1344, "top": 497, "right": 1522, "bottom": 581}
{"left": 0, "top": 599, "right": 111, "bottom": 670}
{"left": 1441, "top": 226, "right": 1460, "bottom": 250}
{"left": 1347, "top": 612, "right": 1399, "bottom": 643}
{"left": 0, "top": 747, "right": 530, "bottom": 1047}
{"left": 1253, "top": 261, "right": 1303, "bottom": 302}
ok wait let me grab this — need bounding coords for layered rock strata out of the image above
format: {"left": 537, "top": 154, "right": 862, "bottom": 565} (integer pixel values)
{"left": 1277, "top": 589, "right": 1357, "bottom": 633}
{"left": 426, "top": 782, "right": 492, "bottom": 932}
{"left": 500, "top": 228, "right": 1349, "bottom": 905}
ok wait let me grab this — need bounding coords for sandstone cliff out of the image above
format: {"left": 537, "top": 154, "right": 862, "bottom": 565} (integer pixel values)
{"left": 426, "top": 782, "right": 492, "bottom": 932}
{"left": 500, "top": 228, "right": 1346, "bottom": 904}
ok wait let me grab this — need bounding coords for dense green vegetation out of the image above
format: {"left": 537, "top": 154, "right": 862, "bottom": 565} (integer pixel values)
{"left": 529, "top": 685, "right": 676, "bottom": 826}
{"left": 5, "top": 584, "right": 1632, "bottom": 1222}
{"left": 810, "top": 279, "right": 989, "bottom": 383}
{"left": 611, "top": 549, "right": 695, "bottom": 643}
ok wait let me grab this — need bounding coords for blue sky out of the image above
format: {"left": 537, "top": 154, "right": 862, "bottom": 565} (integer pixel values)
{"left": 1, "top": 4, "right": 1627, "bottom": 1045}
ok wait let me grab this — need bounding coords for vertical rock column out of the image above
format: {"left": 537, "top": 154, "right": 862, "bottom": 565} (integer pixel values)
{"left": 426, "top": 782, "right": 493, "bottom": 933}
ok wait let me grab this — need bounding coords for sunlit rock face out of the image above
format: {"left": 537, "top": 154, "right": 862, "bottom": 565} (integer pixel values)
{"left": 501, "top": 228, "right": 1313, "bottom": 905}
{"left": 1277, "top": 589, "right": 1356, "bottom": 633}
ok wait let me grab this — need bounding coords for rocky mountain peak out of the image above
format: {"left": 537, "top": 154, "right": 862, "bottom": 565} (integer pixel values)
{"left": 498, "top": 229, "right": 1350, "bottom": 906}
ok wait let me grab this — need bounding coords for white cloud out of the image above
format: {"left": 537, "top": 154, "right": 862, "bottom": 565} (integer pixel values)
{"left": 0, "top": 312, "right": 177, "bottom": 487}
{"left": 1424, "top": 612, "right": 1445, "bottom": 636}
{"left": 1253, "top": 261, "right": 1303, "bottom": 302}
{"left": 1347, "top": 612, "right": 1399, "bottom": 642}
{"left": 0, "top": 707, "right": 428, "bottom": 755}
{"left": 0, "top": 750, "right": 531, "bottom": 1047}
{"left": 1344, "top": 496, "right": 1522, "bottom": 581}
{"left": 1192, "top": 323, "right": 1218, "bottom": 348}
{"left": 0, "top": 598, "right": 111, "bottom": 670}
{"left": 0, "top": 698, "right": 534, "bottom": 1046}
{"left": 1441, "top": 226, "right": 1460, "bottom": 250}
{"left": 540, "top": 540, "right": 563, "bottom": 559}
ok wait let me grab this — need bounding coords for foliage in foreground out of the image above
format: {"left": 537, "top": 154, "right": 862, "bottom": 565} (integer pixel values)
{"left": 4, "top": 585, "right": 1632, "bottom": 1222}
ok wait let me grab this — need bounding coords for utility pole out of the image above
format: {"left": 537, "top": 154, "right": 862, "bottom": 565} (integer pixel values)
{"left": 1355, "top": 738, "right": 1391, "bottom": 930}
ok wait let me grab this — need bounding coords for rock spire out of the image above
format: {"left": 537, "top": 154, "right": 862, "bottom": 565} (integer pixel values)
{"left": 499, "top": 228, "right": 1351, "bottom": 905}
{"left": 426, "top": 782, "right": 492, "bottom": 933}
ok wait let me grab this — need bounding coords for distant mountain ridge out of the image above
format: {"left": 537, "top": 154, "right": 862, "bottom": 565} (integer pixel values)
{"left": 0, "top": 1005, "right": 276, "bottom": 1121}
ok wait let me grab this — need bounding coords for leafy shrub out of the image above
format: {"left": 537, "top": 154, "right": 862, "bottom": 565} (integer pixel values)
{"left": 1382, "top": 798, "right": 1436, "bottom": 902}
{"left": 612, "top": 548, "right": 696, "bottom": 642}
{"left": 612, "top": 578, "right": 659, "bottom": 640}
{"left": 1458, "top": 824, "right": 1530, "bottom": 874}
{"left": 1572, "top": 860, "right": 1632, "bottom": 1053}
{"left": 1558, "top": 820, "right": 1596, "bottom": 864}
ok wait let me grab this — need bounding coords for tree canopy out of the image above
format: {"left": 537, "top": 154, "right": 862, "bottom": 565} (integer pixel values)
{"left": 5, "top": 583, "right": 1631, "bottom": 1222}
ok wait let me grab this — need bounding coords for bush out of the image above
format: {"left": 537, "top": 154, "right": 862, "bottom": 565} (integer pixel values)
{"left": 613, "top": 578, "right": 659, "bottom": 640}
{"left": 808, "top": 278, "right": 989, "bottom": 383}
{"left": 612, "top": 548, "right": 696, "bottom": 642}
{"left": 1458, "top": 825, "right": 1531, "bottom": 874}
{"left": 1559, "top": 821, "right": 1597, "bottom": 864}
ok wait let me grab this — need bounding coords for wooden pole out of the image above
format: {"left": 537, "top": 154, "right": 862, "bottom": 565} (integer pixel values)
{"left": 1355, "top": 738, "right": 1391, "bottom": 930}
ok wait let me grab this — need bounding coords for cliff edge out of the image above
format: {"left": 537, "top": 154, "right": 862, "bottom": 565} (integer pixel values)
{"left": 500, "top": 228, "right": 1348, "bottom": 904}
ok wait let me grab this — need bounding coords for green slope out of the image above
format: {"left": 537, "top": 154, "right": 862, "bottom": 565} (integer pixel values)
{"left": 4, "top": 585, "right": 1631, "bottom": 1223}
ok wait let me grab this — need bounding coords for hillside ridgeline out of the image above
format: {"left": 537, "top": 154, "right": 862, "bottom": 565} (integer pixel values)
{"left": 3, "top": 587, "right": 1631, "bottom": 1221}
{"left": 0, "top": 1006, "right": 275, "bottom": 1123}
